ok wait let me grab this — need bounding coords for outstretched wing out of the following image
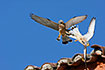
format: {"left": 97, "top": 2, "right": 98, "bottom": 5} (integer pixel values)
{"left": 65, "top": 15, "right": 88, "bottom": 29}
{"left": 83, "top": 17, "right": 96, "bottom": 41}
{"left": 30, "top": 14, "right": 59, "bottom": 31}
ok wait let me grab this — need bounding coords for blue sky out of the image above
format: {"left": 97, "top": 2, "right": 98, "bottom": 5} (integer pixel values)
{"left": 0, "top": 0, "right": 105, "bottom": 70}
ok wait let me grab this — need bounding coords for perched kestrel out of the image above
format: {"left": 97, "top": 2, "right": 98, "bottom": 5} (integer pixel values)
{"left": 30, "top": 14, "right": 87, "bottom": 44}
{"left": 67, "top": 17, "right": 96, "bottom": 64}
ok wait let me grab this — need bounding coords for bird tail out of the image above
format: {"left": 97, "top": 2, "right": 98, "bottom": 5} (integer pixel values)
{"left": 62, "top": 36, "right": 72, "bottom": 44}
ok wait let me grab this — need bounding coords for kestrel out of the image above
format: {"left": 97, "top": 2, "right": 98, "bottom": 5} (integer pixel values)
{"left": 30, "top": 14, "right": 87, "bottom": 44}
{"left": 67, "top": 17, "right": 96, "bottom": 46}
{"left": 67, "top": 17, "right": 96, "bottom": 65}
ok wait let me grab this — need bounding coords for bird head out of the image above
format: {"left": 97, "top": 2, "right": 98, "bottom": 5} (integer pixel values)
{"left": 80, "top": 38, "right": 90, "bottom": 47}
{"left": 58, "top": 20, "right": 65, "bottom": 29}
{"left": 58, "top": 20, "right": 65, "bottom": 25}
{"left": 84, "top": 41, "right": 90, "bottom": 47}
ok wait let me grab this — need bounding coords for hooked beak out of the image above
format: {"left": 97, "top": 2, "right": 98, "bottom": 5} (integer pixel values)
{"left": 87, "top": 43, "right": 90, "bottom": 46}
{"left": 84, "top": 42, "right": 90, "bottom": 47}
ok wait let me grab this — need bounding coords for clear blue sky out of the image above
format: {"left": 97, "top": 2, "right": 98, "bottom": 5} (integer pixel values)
{"left": 0, "top": 0, "right": 105, "bottom": 70}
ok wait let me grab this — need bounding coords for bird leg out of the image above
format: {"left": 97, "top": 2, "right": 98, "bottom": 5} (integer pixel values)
{"left": 56, "top": 33, "right": 61, "bottom": 41}
{"left": 84, "top": 46, "right": 87, "bottom": 70}
{"left": 81, "top": 46, "right": 87, "bottom": 69}
{"left": 84, "top": 46, "right": 87, "bottom": 62}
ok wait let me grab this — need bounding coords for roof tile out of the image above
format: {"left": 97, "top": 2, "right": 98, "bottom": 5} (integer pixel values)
{"left": 25, "top": 44, "right": 105, "bottom": 70}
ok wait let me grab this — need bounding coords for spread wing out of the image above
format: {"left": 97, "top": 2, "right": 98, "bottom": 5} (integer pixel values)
{"left": 83, "top": 17, "right": 96, "bottom": 41}
{"left": 30, "top": 14, "right": 59, "bottom": 31}
{"left": 65, "top": 15, "right": 88, "bottom": 29}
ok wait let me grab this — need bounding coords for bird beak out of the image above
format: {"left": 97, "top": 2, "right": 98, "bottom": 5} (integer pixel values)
{"left": 84, "top": 42, "right": 90, "bottom": 47}
{"left": 87, "top": 43, "right": 90, "bottom": 46}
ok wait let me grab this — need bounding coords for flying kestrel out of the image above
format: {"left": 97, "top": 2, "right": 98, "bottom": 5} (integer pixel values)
{"left": 67, "top": 17, "right": 96, "bottom": 46}
{"left": 30, "top": 14, "right": 87, "bottom": 44}
{"left": 67, "top": 17, "right": 96, "bottom": 64}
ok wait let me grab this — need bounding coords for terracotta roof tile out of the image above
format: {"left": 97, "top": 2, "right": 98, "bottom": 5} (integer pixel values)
{"left": 41, "top": 63, "right": 57, "bottom": 70}
{"left": 25, "top": 44, "right": 105, "bottom": 70}
{"left": 24, "top": 65, "right": 40, "bottom": 70}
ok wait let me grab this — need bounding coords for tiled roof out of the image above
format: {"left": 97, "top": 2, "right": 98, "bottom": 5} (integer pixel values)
{"left": 24, "top": 44, "right": 105, "bottom": 70}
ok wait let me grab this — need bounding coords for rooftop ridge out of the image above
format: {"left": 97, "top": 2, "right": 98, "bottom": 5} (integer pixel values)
{"left": 24, "top": 44, "right": 105, "bottom": 70}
